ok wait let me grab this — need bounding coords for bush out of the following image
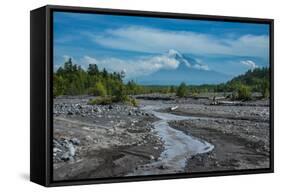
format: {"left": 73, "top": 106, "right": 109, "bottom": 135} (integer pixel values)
{"left": 169, "top": 86, "right": 175, "bottom": 93}
{"left": 261, "top": 80, "right": 269, "bottom": 98}
{"left": 113, "top": 84, "right": 127, "bottom": 102}
{"left": 125, "top": 97, "right": 139, "bottom": 107}
{"left": 176, "top": 82, "right": 187, "bottom": 97}
{"left": 88, "top": 82, "right": 107, "bottom": 96}
{"left": 237, "top": 84, "right": 252, "bottom": 100}
{"left": 88, "top": 96, "right": 138, "bottom": 107}
{"left": 88, "top": 96, "right": 113, "bottom": 105}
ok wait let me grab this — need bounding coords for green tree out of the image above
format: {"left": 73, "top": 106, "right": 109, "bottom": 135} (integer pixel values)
{"left": 113, "top": 84, "right": 127, "bottom": 102}
{"left": 87, "top": 64, "right": 99, "bottom": 76}
{"left": 127, "top": 80, "right": 139, "bottom": 95}
{"left": 176, "top": 82, "right": 187, "bottom": 97}
{"left": 53, "top": 75, "right": 65, "bottom": 97}
{"left": 102, "top": 68, "right": 108, "bottom": 78}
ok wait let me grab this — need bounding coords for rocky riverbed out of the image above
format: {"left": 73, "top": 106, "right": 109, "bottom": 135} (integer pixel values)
{"left": 169, "top": 118, "right": 270, "bottom": 172}
{"left": 53, "top": 95, "right": 271, "bottom": 180}
{"left": 163, "top": 98, "right": 270, "bottom": 172}
{"left": 53, "top": 95, "right": 164, "bottom": 181}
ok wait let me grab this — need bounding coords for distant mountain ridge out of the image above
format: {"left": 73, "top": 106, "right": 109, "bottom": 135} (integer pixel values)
{"left": 137, "top": 49, "right": 232, "bottom": 85}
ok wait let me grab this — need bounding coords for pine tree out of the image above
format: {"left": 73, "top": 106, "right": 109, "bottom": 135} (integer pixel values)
{"left": 176, "top": 82, "right": 187, "bottom": 97}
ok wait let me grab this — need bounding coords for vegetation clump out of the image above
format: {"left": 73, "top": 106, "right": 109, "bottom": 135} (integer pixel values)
{"left": 237, "top": 84, "right": 252, "bottom": 101}
{"left": 88, "top": 82, "right": 107, "bottom": 96}
{"left": 88, "top": 96, "right": 138, "bottom": 107}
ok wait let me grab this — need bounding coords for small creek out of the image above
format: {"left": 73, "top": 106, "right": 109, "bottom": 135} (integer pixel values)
{"left": 127, "top": 105, "right": 214, "bottom": 176}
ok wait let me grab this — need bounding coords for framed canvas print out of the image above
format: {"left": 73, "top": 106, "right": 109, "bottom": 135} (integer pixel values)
{"left": 30, "top": 5, "right": 274, "bottom": 187}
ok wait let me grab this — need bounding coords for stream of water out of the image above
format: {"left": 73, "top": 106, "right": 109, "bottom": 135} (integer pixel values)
{"left": 128, "top": 105, "right": 214, "bottom": 176}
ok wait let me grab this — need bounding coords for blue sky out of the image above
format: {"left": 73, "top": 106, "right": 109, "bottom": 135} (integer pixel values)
{"left": 53, "top": 11, "right": 270, "bottom": 82}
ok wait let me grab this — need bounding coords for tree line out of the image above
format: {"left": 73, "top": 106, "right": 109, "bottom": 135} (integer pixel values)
{"left": 53, "top": 58, "right": 174, "bottom": 98}
{"left": 54, "top": 58, "right": 123, "bottom": 97}
{"left": 175, "top": 67, "right": 270, "bottom": 100}
{"left": 54, "top": 59, "right": 270, "bottom": 102}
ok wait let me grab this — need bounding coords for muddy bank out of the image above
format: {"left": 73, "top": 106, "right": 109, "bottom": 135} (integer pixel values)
{"left": 169, "top": 118, "right": 270, "bottom": 172}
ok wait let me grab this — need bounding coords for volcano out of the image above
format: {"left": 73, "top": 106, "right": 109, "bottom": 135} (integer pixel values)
{"left": 137, "top": 49, "right": 231, "bottom": 85}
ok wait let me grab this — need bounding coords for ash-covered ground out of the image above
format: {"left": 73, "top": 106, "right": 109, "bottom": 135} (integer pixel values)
{"left": 53, "top": 94, "right": 270, "bottom": 181}
{"left": 53, "top": 96, "right": 164, "bottom": 180}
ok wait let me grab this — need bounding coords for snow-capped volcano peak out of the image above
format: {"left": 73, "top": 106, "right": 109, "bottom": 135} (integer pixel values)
{"left": 167, "top": 49, "right": 183, "bottom": 58}
{"left": 165, "top": 49, "right": 209, "bottom": 71}
{"left": 166, "top": 49, "right": 188, "bottom": 67}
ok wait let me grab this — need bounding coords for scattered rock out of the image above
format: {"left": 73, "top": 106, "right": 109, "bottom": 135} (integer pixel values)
{"left": 85, "top": 135, "right": 93, "bottom": 141}
{"left": 149, "top": 155, "right": 155, "bottom": 160}
{"left": 94, "top": 107, "right": 102, "bottom": 113}
{"left": 53, "top": 138, "right": 79, "bottom": 163}
{"left": 158, "top": 164, "right": 167, "bottom": 169}
{"left": 53, "top": 147, "right": 62, "bottom": 153}
{"left": 70, "top": 138, "right": 80, "bottom": 145}
{"left": 157, "top": 157, "right": 163, "bottom": 161}
{"left": 170, "top": 106, "right": 178, "bottom": 111}
{"left": 68, "top": 143, "right": 76, "bottom": 156}
{"left": 61, "top": 153, "right": 70, "bottom": 161}
{"left": 67, "top": 110, "right": 73, "bottom": 115}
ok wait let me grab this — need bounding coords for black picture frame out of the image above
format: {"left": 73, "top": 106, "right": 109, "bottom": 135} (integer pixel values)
{"left": 30, "top": 5, "right": 274, "bottom": 187}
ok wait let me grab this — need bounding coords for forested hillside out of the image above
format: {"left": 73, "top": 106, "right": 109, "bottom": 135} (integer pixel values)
{"left": 227, "top": 67, "right": 269, "bottom": 91}
{"left": 224, "top": 67, "right": 270, "bottom": 99}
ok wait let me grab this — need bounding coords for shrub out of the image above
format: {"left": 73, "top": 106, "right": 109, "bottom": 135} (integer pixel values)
{"left": 125, "top": 97, "right": 139, "bottom": 107}
{"left": 113, "top": 84, "right": 127, "bottom": 102}
{"left": 169, "top": 86, "right": 175, "bottom": 93}
{"left": 88, "top": 96, "right": 113, "bottom": 105}
{"left": 88, "top": 96, "right": 138, "bottom": 107}
{"left": 88, "top": 82, "right": 107, "bottom": 96}
{"left": 237, "top": 84, "right": 252, "bottom": 100}
{"left": 231, "top": 91, "right": 238, "bottom": 101}
{"left": 176, "top": 82, "right": 187, "bottom": 97}
{"left": 261, "top": 80, "right": 269, "bottom": 98}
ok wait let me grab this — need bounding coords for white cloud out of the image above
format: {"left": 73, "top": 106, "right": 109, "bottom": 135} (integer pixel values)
{"left": 63, "top": 55, "right": 72, "bottom": 62}
{"left": 240, "top": 60, "right": 258, "bottom": 69}
{"left": 82, "top": 51, "right": 208, "bottom": 80}
{"left": 62, "top": 55, "right": 79, "bottom": 65}
{"left": 83, "top": 54, "right": 178, "bottom": 79}
{"left": 193, "top": 64, "right": 209, "bottom": 71}
{"left": 83, "top": 56, "right": 98, "bottom": 64}
{"left": 90, "top": 26, "right": 269, "bottom": 59}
